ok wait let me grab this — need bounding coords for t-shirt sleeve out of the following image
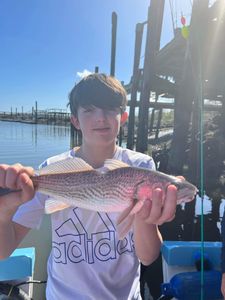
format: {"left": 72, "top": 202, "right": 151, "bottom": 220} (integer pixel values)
{"left": 12, "top": 192, "right": 47, "bottom": 229}
{"left": 120, "top": 148, "right": 156, "bottom": 170}
{"left": 136, "top": 156, "right": 156, "bottom": 171}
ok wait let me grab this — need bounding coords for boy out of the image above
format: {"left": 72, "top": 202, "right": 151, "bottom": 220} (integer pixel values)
{"left": 0, "top": 73, "right": 177, "bottom": 299}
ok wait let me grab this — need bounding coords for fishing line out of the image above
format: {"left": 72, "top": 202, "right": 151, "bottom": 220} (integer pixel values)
{"left": 198, "top": 36, "right": 205, "bottom": 300}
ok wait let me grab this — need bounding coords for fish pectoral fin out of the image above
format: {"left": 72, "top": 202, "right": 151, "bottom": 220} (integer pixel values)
{"left": 36, "top": 157, "right": 93, "bottom": 176}
{"left": 128, "top": 200, "right": 146, "bottom": 215}
{"left": 116, "top": 197, "right": 149, "bottom": 239}
{"left": 103, "top": 159, "right": 129, "bottom": 171}
{"left": 45, "top": 198, "right": 70, "bottom": 214}
{"left": 116, "top": 205, "right": 135, "bottom": 240}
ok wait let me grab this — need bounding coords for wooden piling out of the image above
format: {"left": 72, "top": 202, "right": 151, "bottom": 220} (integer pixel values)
{"left": 35, "top": 101, "right": 38, "bottom": 124}
{"left": 110, "top": 12, "right": 117, "bottom": 76}
{"left": 136, "top": 0, "right": 165, "bottom": 153}
{"left": 189, "top": 0, "right": 209, "bottom": 185}
{"left": 127, "top": 23, "right": 144, "bottom": 150}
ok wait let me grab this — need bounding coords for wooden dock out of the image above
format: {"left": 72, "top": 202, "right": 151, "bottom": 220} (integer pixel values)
{"left": 0, "top": 109, "right": 71, "bottom": 126}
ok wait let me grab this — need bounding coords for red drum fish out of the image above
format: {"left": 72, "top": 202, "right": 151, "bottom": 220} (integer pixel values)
{"left": 0, "top": 158, "right": 197, "bottom": 238}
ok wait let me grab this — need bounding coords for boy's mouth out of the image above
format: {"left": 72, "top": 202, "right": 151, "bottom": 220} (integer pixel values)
{"left": 93, "top": 127, "right": 110, "bottom": 133}
{"left": 93, "top": 127, "right": 110, "bottom": 131}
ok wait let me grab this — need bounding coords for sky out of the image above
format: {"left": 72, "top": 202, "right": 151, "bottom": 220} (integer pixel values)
{"left": 0, "top": 0, "right": 194, "bottom": 113}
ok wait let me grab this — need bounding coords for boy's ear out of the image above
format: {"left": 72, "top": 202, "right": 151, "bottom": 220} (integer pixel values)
{"left": 71, "top": 115, "right": 80, "bottom": 130}
{"left": 121, "top": 112, "right": 128, "bottom": 125}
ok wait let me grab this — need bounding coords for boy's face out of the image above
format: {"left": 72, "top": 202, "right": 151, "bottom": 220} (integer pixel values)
{"left": 71, "top": 105, "right": 124, "bottom": 147}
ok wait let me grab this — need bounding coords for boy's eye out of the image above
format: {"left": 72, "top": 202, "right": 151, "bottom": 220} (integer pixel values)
{"left": 83, "top": 107, "right": 94, "bottom": 113}
{"left": 81, "top": 106, "right": 121, "bottom": 115}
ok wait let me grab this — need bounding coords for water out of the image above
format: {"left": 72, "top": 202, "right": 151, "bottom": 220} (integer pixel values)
{"left": 0, "top": 121, "right": 71, "bottom": 168}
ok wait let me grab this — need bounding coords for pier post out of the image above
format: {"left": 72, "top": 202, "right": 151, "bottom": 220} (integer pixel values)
{"left": 110, "top": 12, "right": 117, "bottom": 76}
{"left": 35, "top": 101, "right": 38, "bottom": 124}
{"left": 127, "top": 23, "right": 144, "bottom": 150}
{"left": 136, "top": 0, "right": 165, "bottom": 153}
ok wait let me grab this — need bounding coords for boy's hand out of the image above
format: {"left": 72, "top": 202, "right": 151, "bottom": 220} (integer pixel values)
{"left": 0, "top": 164, "right": 35, "bottom": 218}
{"left": 135, "top": 184, "right": 177, "bottom": 225}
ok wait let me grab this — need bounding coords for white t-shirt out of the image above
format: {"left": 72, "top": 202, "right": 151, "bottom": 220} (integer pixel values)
{"left": 13, "top": 147, "right": 155, "bottom": 300}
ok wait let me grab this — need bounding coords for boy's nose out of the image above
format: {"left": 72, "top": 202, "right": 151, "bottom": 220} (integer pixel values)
{"left": 95, "top": 108, "right": 107, "bottom": 120}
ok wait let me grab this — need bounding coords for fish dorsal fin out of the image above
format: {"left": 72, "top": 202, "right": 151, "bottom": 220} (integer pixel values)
{"left": 102, "top": 159, "right": 129, "bottom": 172}
{"left": 36, "top": 157, "right": 93, "bottom": 176}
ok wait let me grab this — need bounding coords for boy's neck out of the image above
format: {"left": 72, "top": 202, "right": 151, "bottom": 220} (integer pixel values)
{"left": 75, "top": 143, "right": 118, "bottom": 168}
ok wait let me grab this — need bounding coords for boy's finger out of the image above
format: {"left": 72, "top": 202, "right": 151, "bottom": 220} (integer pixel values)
{"left": 4, "top": 164, "right": 34, "bottom": 189}
{"left": 0, "top": 164, "right": 8, "bottom": 187}
{"left": 19, "top": 166, "right": 34, "bottom": 177}
{"left": 144, "top": 188, "right": 163, "bottom": 224}
{"left": 136, "top": 199, "right": 152, "bottom": 219}
{"left": 5, "top": 166, "right": 20, "bottom": 190}
{"left": 18, "top": 173, "right": 35, "bottom": 203}
{"left": 157, "top": 185, "right": 177, "bottom": 225}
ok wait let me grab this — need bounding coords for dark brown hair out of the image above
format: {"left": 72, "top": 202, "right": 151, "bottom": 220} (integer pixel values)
{"left": 68, "top": 73, "right": 127, "bottom": 116}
